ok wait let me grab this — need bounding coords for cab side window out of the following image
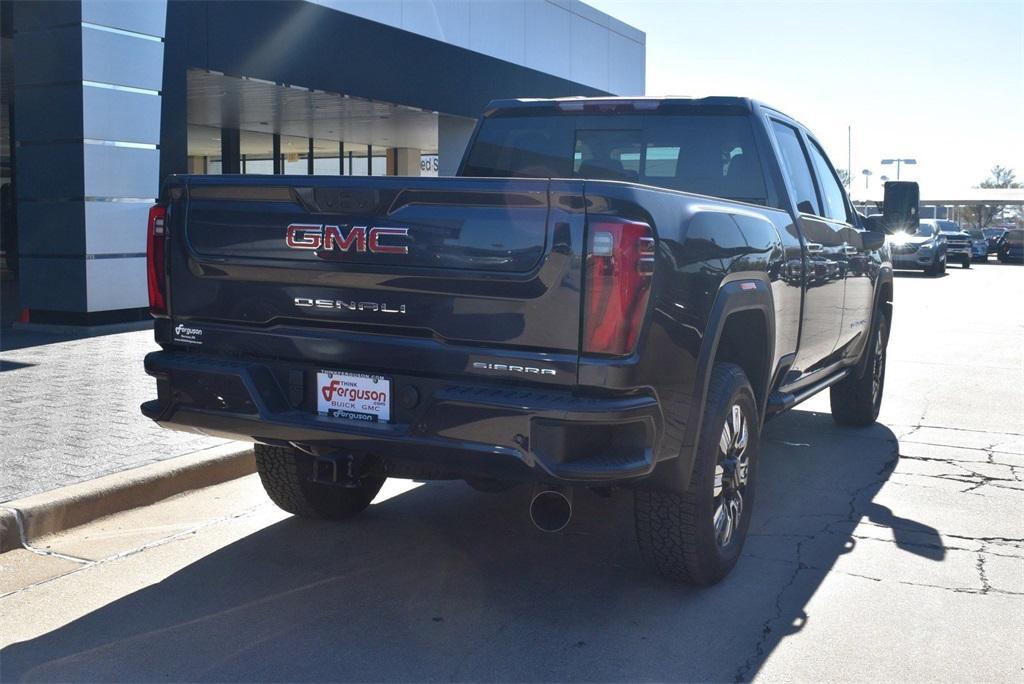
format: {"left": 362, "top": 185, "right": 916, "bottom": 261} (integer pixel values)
{"left": 771, "top": 121, "right": 820, "bottom": 216}
{"left": 806, "top": 139, "right": 850, "bottom": 223}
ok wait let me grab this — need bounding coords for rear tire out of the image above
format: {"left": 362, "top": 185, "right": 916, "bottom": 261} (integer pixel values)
{"left": 830, "top": 314, "right": 888, "bottom": 426}
{"left": 254, "top": 444, "right": 385, "bottom": 520}
{"left": 961, "top": 255, "right": 971, "bottom": 269}
{"left": 635, "top": 363, "right": 759, "bottom": 585}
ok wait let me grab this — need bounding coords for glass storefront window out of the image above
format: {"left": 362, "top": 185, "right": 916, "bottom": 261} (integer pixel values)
{"left": 240, "top": 130, "right": 274, "bottom": 174}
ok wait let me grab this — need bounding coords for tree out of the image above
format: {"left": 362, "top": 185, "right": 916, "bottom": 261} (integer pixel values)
{"left": 960, "top": 165, "right": 1020, "bottom": 228}
{"left": 836, "top": 168, "right": 851, "bottom": 189}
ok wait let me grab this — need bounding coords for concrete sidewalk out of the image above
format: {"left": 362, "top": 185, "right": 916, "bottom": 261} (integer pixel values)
{"left": 0, "top": 328, "right": 228, "bottom": 502}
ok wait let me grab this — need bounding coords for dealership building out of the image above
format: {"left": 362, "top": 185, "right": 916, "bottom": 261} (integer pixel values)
{"left": 0, "top": 0, "right": 644, "bottom": 325}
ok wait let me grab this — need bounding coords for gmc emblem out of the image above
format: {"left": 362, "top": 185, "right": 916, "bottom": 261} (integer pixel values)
{"left": 285, "top": 224, "right": 409, "bottom": 255}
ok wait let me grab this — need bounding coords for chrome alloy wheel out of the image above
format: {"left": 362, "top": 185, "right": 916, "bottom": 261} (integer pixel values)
{"left": 712, "top": 404, "right": 750, "bottom": 548}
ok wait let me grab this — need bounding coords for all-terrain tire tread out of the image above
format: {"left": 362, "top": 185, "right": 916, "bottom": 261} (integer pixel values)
{"left": 635, "top": 363, "right": 752, "bottom": 585}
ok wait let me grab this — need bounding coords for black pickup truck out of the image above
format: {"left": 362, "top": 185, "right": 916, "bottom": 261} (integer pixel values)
{"left": 142, "top": 97, "right": 917, "bottom": 585}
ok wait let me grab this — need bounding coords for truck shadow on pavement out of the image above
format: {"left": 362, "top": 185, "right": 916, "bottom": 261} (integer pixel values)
{"left": 2, "top": 410, "right": 942, "bottom": 682}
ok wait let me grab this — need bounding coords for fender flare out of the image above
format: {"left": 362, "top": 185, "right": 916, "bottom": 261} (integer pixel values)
{"left": 645, "top": 273, "right": 776, "bottom": 494}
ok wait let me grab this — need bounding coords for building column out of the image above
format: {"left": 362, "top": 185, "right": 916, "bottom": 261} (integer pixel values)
{"left": 438, "top": 114, "right": 476, "bottom": 177}
{"left": 14, "top": 0, "right": 166, "bottom": 324}
{"left": 220, "top": 128, "right": 240, "bottom": 174}
{"left": 388, "top": 148, "right": 421, "bottom": 176}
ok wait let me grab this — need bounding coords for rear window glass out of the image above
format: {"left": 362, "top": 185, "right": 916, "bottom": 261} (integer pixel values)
{"left": 462, "top": 112, "right": 768, "bottom": 205}
{"left": 461, "top": 116, "right": 575, "bottom": 178}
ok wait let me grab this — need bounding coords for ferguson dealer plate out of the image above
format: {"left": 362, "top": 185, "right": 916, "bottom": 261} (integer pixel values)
{"left": 316, "top": 370, "right": 391, "bottom": 423}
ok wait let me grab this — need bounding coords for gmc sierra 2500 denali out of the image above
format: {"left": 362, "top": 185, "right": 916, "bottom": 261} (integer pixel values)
{"left": 142, "top": 97, "right": 918, "bottom": 585}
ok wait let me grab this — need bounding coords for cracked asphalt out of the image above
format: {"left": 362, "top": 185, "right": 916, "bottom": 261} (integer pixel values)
{"left": 1, "top": 263, "right": 1022, "bottom": 681}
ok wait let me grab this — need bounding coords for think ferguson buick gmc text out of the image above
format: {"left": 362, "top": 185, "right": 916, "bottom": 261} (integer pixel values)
{"left": 142, "top": 97, "right": 915, "bottom": 585}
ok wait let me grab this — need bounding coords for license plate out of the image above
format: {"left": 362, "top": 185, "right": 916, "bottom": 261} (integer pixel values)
{"left": 316, "top": 370, "right": 391, "bottom": 423}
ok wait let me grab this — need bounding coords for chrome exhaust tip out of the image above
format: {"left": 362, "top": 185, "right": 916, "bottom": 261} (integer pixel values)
{"left": 529, "top": 487, "right": 573, "bottom": 532}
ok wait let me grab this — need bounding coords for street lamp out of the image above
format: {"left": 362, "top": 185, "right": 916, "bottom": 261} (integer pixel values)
{"left": 880, "top": 158, "right": 916, "bottom": 180}
{"left": 861, "top": 168, "right": 873, "bottom": 189}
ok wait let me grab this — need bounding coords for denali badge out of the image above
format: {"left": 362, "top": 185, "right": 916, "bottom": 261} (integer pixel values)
{"left": 295, "top": 297, "right": 406, "bottom": 314}
{"left": 472, "top": 361, "right": 557, "bottom": 376}
{"left": 286, "top": 224, "right": 409, "bottom": 255}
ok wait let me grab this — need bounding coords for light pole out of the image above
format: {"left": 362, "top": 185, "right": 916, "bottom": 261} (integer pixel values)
{"left": 862, "top": 168, "right": 873, "bottom": 189}
{"left": 881, "top": 158, "right": 916, "bottom": 180}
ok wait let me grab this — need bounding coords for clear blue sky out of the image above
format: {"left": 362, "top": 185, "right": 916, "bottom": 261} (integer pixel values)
{"left": 587, "top": 0, "right": 1024, "bottom": 198}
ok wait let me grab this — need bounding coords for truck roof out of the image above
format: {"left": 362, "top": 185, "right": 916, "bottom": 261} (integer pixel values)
{"left": 482, "top": 95, "right": 806, "bottom": 130}
{"left": 485, "top": 95, "right": 757, "bottom": 110}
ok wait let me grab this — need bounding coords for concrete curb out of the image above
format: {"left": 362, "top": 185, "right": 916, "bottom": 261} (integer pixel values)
{"left": 0, "top": 443, "right": 256, "bottom": 554}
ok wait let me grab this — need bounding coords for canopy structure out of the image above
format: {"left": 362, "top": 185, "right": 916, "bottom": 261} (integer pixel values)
{"left": 852, "top": 188, "right": 1024, "bottom": 224}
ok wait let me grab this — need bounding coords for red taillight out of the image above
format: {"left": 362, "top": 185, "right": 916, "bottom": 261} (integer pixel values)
{"left": 583, "top": 219, "right": 655, "bottom": 355}
{"left": 146, "top": 204, "right": 168, "bottom": 317}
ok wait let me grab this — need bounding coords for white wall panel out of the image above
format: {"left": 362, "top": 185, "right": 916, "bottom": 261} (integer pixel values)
{"left": 83, "top": 145, "right": 160, "bottom": 199}
{"left": 570, "top": 14, "right": 609, "bottom": 92}
{"left": 524, "top": 0, "right": 572, "bottom": 80}
{"left": 608, "top": 32, "right": 644, "bottom": 96}
{"left": 469, "top": 0, "right": 526, "bottom": 66}
{"left": 401, "top": 0, "right": 471, "bottom": 48}
{"left": 86, "top": 257, "right": 148, "bottom": 311}
{"left": 314, "top": 0, "right": 402, "bottom": 27}
{"left": 81, "top": 0, "right": 167, "bottom": 37}
{"left": 84, "top": 201, "right": 150, "bottom": 255}
{"left": 83, "top": 86, "right": 161, "bottom": 144}
{"left": 81, "top": 25, "right": 164, "bottom": 90}
{"left": 308, "top": 0, "right": 644, "bottom": 94}
{"left": 546, "top": 0, "right": 643, "bottom": 43}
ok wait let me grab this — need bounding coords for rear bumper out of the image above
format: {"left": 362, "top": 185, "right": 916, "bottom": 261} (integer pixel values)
{"left": 142, "top": 350, "right": 664, "bottom": 485}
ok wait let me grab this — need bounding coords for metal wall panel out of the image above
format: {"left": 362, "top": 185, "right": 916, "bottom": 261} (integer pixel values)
{"left": 83, "top": 145, "right": 160, "bottom": 199}
{"left": 307, "top": 0, "right": 645, "bottom": 94}
{"left": 608, "top": 31, "right": 645, "bottom": 96}
{"left": 524, "top": 1, "right": 573, "bottom": 81}
{"left": 81, "top": 0, "right": 167, "bottom": 37}
{"left": 83, "top": 85, "right": 162, "bottom": 144}
{"left": 19, "top": 257, "right": 88, "bottom": 311}
{"left": 469, "top": 1, "right": 526, "bottom": 67}
{"left": 84, "top": 201, "right": 151, "bottom": 255}
{"left": 570, "top": 12, "right": 609, "bottom": 92}
{"left": 86, "top": 256, "right": 148, "bottom": 311}
{"left": 399, "top": 0, "right": 471, "bottom": 49}
{"left": 17, "top": 202, "right": 87, "bottom": 257}
{"left": 82, "top": 25, "right": 164, "bottom": 91}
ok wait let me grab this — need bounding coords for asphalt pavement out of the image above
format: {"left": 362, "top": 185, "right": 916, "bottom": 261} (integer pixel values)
{"left": 1, "top": 260, "right": 1022, "bottom": 682}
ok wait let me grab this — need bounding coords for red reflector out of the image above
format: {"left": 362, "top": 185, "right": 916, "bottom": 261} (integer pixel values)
{"left": 583, "top": 219, "right": 655, "bottom": 356}
{"left": 146, "top": 204, "right": 168, "bottom": 317}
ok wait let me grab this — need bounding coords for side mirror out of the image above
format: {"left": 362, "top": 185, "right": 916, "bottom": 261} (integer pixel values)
{"left": 862, "top": 230, "right": 885, "bottom": 251}
{"left": 882, "top": 181, "right": 920, "bottom": 234}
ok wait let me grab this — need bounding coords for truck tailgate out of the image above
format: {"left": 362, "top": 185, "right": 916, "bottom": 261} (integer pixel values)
{"left": 164, "top": 176, "right": 585, "bottom": 383}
